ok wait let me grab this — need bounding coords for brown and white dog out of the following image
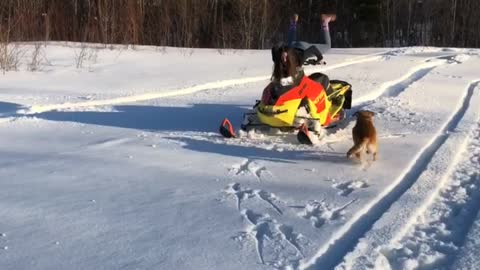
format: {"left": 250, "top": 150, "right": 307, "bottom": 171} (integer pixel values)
{"left": 347, "top": 110, "right": 377, "bottom": 161}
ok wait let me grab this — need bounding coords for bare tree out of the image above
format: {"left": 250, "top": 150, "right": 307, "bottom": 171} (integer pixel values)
{"left": 0, "top": 0, "right": 479, "bottom": 51}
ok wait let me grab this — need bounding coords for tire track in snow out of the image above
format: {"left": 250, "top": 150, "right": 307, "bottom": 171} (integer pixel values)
{"left": 328, "top": 53, "right": 467, "bottom": 136}
{"left": 353, "top": 54, "right": 461, "bottom": 106}
{"left": 381, "top": 120, "right": 480, "bottom": 270}
{"left": 299, "top": 75, "right": 476, "bottom": 270}
{"left": 336, "top": 80, "right": 480, "bottom": 270}
{"left": 451, "top": 177, "right": 480, "bottom": 270}
{"left": 17, "top": 51, "right": 394, "bottom": 115}
{"left": 371, "top": 81, "right": 480, "bottom": 270}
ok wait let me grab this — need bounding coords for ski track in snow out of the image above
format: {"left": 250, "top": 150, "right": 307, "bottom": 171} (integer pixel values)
{"left": 300, "top": 64, "right": 476, "bottom": 269}
{"left": 9, "top": 49, "right": 396, "bottom": 116}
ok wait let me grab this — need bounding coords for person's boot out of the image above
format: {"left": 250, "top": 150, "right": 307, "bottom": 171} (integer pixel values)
{"left": 321, "top": 14, "right": 337, "bottom": 25}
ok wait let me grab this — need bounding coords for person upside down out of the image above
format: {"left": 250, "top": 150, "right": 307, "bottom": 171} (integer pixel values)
{"left": 288, "top": 13, "right": 336, "bottom": 65}
{"left": 256, "top": 13, "right": 350, "bottom": 130}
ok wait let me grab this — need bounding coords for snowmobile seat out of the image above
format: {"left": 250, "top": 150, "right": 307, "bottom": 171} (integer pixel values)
{"left": 308, "top": 72, "right": 333, "bottom": 95}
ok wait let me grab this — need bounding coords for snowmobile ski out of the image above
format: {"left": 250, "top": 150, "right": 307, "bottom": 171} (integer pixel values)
{"left": 297, "top": 124, "right": 314, "bottom": 145}
{"left": 219, "top": 118, "right": 236, "bottom": 138}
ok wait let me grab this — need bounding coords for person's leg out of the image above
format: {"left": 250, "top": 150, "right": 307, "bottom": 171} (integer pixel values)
{"left": 287, "top": 14, "right": 299, "bottom": 47}
{"left": 292, "top": 13, "right": 335, "bottom": 65}
{"left": 316, "top": 14, "right": 336, "bottom": 53}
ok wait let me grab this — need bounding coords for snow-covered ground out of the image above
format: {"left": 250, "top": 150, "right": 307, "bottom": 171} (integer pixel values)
{"left": 0, "top": 43, "right": 479, "bottom": 270}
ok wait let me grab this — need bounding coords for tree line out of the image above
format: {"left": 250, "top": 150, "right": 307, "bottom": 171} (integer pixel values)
{"left": 1, "top": 0, "right": 479, "bottom": 49}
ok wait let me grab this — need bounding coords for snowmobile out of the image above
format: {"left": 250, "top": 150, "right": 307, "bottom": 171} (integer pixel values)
{"left": 219, "top": 47, "right": 352, "bottom": 145}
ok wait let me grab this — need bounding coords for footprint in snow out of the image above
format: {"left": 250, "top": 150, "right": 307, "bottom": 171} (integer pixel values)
{"left": 333, "top": 180, "right": 369, "bottom": 196}
{"left": 295, "top": 199, "right": 356, "bottom": 229}
{"left": 229, "top": 159, "right": 269, "bottom": 180}
{"left": 224, "top": 183, "right": 283, "bottom": 214}
{"left": 232, "top": 209, "right": 306, "bottom": 266}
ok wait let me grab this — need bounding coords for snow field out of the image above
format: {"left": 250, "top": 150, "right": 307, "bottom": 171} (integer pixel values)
{"left": 0, "top": 44, "right": 480, "bottom": 270}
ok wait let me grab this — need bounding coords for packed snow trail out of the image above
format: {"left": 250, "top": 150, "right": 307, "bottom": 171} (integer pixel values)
{"left": 353, "top": 53, "right": 465, "bottom": 105}
{"left": 20, "top": 52, "right": 390, "bottom": 115}
{"left": 452, "top": 183, "right": 480, "bottom": 270}
{"left": 336, "top": 80, "right": 480, "bottom": 270}
{"left": 373, "top": 81, "right": 480, "bottom": 270}
{"left": 381, "top": 116, "right": 480, "bottom": 270}
{"left": 21, "top": 49, "right": 458, "bottom": 116}
{"left": 330, "top": 72, "right": 480, "bottom": 270}
{"left": 301, "top": 55, "right": 477, "bottom": 270}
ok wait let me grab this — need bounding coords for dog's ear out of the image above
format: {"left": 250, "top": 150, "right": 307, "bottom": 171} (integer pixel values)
{"left": 367, "top": 110, "right": 376, "bottom": 117}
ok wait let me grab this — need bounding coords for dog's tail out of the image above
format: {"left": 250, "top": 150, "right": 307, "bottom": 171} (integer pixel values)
{"left": 346, "top": 139, "right": 369, "bottom": 158}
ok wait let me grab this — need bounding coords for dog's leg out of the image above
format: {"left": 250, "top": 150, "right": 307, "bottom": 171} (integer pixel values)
{"left": 367, "top": 143, "right": 377, "bottom": 161}
{"left": 347, "top": 139, "right": 368, "bottom": 160}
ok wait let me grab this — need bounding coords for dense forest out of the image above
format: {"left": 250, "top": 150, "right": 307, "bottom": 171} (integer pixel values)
{"left": 1, "top": 0, "right": 479, "bottom": 49}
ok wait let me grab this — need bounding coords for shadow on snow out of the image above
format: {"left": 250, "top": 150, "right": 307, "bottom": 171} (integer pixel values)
{"left": 38, "top": 103, "right": 246, "bottom": 133}
{"left": 35, "top": 103, "right": 352, "bottom": 164}
{"left": 0, "top": 101, "right": 22, "bottom": 115}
